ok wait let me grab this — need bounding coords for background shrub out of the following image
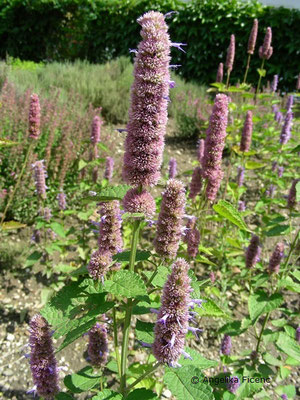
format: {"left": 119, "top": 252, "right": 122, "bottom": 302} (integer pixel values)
{"left": 0, "top": 0, "right": 299, "bottom": 90}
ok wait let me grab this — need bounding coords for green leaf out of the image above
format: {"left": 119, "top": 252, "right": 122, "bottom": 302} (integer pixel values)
{"left": 196, "top": 298, "right": 231, "bottom": 319}
{"left": 195, "top": 255, "right": 217, "bottom": 266}
{"left": 50, "top": 222, "right": 66, "bottom": 238}
{"left": 263, "top": 352, "right": 282, "bottom": 366}
{"left": 113, "top": 250, "right": 151, "bottom": 262}
{"left": 135, "top": 320, "right": 155, "bottom": 344}
{"left": 64, "top": 366, "right": 101, "bottom": 393}
{"left": 78, "top": 159, "right": 88, "bottom": 171}
{"left": 248, "top": 291, "right": 283, "bottom": 321}
{"left": 164, "top": 365, "right": 214, "bottom": 400}
{"left": 97, "top": 142, "right": 109, "bottom": 152}
{"left": 275, "top": 384, "right": 296, "bottom": 398}
{"left": 218, "top": 320, "right": 250, "bottom": 336}
{"left": 296, "top": 181, "right": 300, "bottom": 202}
{"left": 55, "top": 393, "right": 75, "bottom": 400}
{"left": 92, "top": 390, "right": 122, "bottom": 399}
{"left": 265, "top": 224, "right": 290, "bottom": 237}
{"left": 1, "top": 220, "right": 26, "bottom": 230}
{"left": 82, "top": 185, "right": 131, "bottom": 203}
{"left": 290, "top": 144, "right": 300, "bottom": 153}
{"left": 126, "top": 389, "right": 158, "bottom": 400}
{"left": 0, "top": 138, "right": 19, "bottom": 147}
{"left": 143, "top": 265, "right": 170, "bottom": 287}
{"left": 276, "top": 333, "right": 300, "bottom": 362}
{"left": 257, "top": 68, "right": 266, "bottom": 77}
{"left": 104, "top": 270, "right": 146, "bottom": 298}
{"left": 245, "top": 161, "right": 266, "bottom": 170}
{"left": 213, "top": 200, "right": 249, "bottom": 231}
{"left": 179, "top": 347, "right": 218, "bottom": 369}
{"left": 25, "top": 251, "right": 43, "bottom": 267}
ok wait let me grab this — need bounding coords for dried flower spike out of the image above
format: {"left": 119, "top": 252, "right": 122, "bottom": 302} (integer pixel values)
{"left": 87, "top": 322, "right": 108, "bottom": 367}
{"left": 29, "top": 314, "right": 59, "bottom": 399}
{"left": 268, "top": 242, "right": 284, "bottom": 274}
{"left": 155, "top": 179, "right": 186, "bottom": 259}
{"left": 240, "top": 111, "right": 253, "bottom": 152}
{"left": 247, "top": 19, "right": 258, "bottom": 55}
{"left": 122, "top": 11, "right": 171, "bottom": 186}
{"left": 153, "top": 258, "right": 191, "bottom": 367}
{"left": 123, "top": 187, "right": 156, "bottom": 218}
{"left": 28, "top": 93, "right": 41, "bottom": 140}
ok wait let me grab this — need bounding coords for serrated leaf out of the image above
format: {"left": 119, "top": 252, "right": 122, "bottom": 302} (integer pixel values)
{"left": 135, "top": 320, "right": 155, "bottom": 344}
{"left": 248, "top": 291, "right": 283, "bottom": 321}
{"left": 82, "top": 185, "right": 131, "bottom": 203}
{"left": 104, "top": 270, "right": 146, "bottom": 298}
{"left": 164, "top": 365, "right": 214, "bottom": 400}
{"left": 276, "top": 333, "right": 300, "bottom": 362}
{"left": 0, "top": 138, "right": 19, "bottom": 147}
{"left": 180, "top": 347, "right": 218, "bottom": 369}
{"left": 196, "top": 298, "right": 231, "bottom": 319}
{"left": 50, "top": 222, "right": 66, "bottom": 238}
{"left": 126, "top": 389, "right": 158, "bottom": 400}
{"left": 1, "top": 220, "right": 26, "bottom": 230}
{"left": 213, "top": 200, "right": 249, "bottom": 231}
{"left": 64, "top": 366, "right": 101, "bottom": 393}
{"left": 25, "top": 251, "right": 43, "bottom": 267}
{"left": 245, "top": 161, "right": 266, "bottom": 169}
{"left": 265, "top": 224, "right": 289, "bottom": 237}
{"left": 113, "top": 250, "right": 151, "bottom": 262}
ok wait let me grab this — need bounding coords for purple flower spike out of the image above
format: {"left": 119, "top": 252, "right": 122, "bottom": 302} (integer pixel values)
{"left": 91, "top": 116, "right": 102, "bottom": 145}
{"left": 104, "top": 157, "right": 114, "bottom": 182}
{"left": 189, "top": 167, "right": 203, "bottom": 199}
{"left": 122, "top": 11, "right": 171, "bottom": 187}
{"left": 268, "top": 242, "right": 284, "bottom": 274}
{"left": 29, "top": 314, "right": 60, "bottom": 399}
{"left": 88, "top": 250, "right": 112, "bottom": 281}
{"left": 186, "top": 220, "right": 200, "bottom": 258}
{"left": 271, "top": 75, "right": 278, "bottom": 92}
{"left": 28, "top": 94, "right": 41, "bottom": 140}
{"left": 32, "top": 160, "right": 47, "bottom": 200}
{"left": 123, "top": 187, "right": 156, "bottom": 218}
{"left": 275, "top": 111, "right": 283, "bottom": 124}
{"left": 281, "top": 395, "right": 288, "bottom": 400}
{"left": 238, "top": 200, "right": 246, "bottom": 212}
{"left": 240, "top": 111, "right": 253, "bottom": 152}
{"left": 272, "top": 161, "right": 278, "bottom": 172}
{"left": 154, "top": 179, "right": 186, "bottom": 259}
{"left": 221, "top": 334, "right": 232, "bottom": 356}
{"left": 197, "top": 139, "right": 205, "bottom": 165}
{"left": 57, "top": 192, "right": 67, "bottom": 211}
{"left": 206, "top": 168, "right": 224, "bottom": 202}
{"left": 226, "top": 35, "right": 235, "bottom": 72}
{"left": 296, "top": 327, "right": 300, "bottom": 344}
{"left": 286, "top": 95, "right": 293, "bottom": 111}
{"left": 266, "top": 184, "right": 276, "bottom": 198}
{"left": 98, "top": 201, "right": 123, "bottom": 255}
{"left": 287, "top": 179, "right": 299, "bottom": 209}
{"left": 277, "top": 166, "right": 284, "bottom": 178}
{"left": 202, "top": 94, "right": 229, "bottom": 180}
{"left": 245, "top": 235, "right": 261, "bottom": 269}
{"left": 226, "top": 376, "right": 240, "bottom": 394}
{"left": 43, "top": 207, "right": 52, "bottom": 222}
{"left": 153, "top": 258, "right": 191, "bottom": 366}
{"left": 87, "top": 322, "right": 108, "bottom": 367}
{"left": 216, "top": 63, "right": 223, "bottom": 83}
{"left": 259, "top": 27, "right": 273, "bottom": 60}
{"left": 210, "top": 271, "right": 215, "bottom": 283}
{"left": 237, "top": 166, "right": 245, "bottom": 187}
{"left": 247, "top": 19, "right": 258, "bottom": 55}
{"left": 168, "top": 158, "right": 177, "bottom": 179}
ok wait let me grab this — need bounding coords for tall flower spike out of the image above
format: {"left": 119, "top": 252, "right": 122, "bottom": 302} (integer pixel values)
{"left": 221, "top": 334, "right": 232, "bottom": 355}
{"left": 123, "top": 187, "right": 156, "bottom": 218}
{"left": 153, "top": 258, "right": 191, "bottom": 366}
{"left": 29, "top": 314, "right": 60, "bottom": 399}
{"left": 57, "top": 192, "right": 67, "bottom": 211}
{"left": 98, "top": 201, "right": 123, "bottom": 255}
{"left": 122, "top": 11, "right": 171, "bottom": 186}
{"left": 91, "top": 116, "right": 101, "bottom": 145}
{"left": 32, "top": 160, "right": 47, "bottom": 200}
{"left": 154, "top": 179, "right": 186, "bottom": 259}
{"left": 104, "top": 157, "right": 114, "bottom": 182}
{"left": 202, "top": 94, "right": 229, "bottom": 180}
{"left": 245, "top": 235, "right": 261, "bottom": 268}
{"left": 87, "top": 322, "right": 108, "bottom": 367}
{"left": 240, "top": 111, "right": 253, "bottom": 152}
{"left": 168, "top": 158, "right": 177, "bottom": 179}
{"left": 287, "top": 179, "right": 299, "bottom": 209}
{"left": 216, "top": 62, "right": 223, "bottom": 83}
{"left": 247, "top": 19, "right": 258, "bottom": 55}
{"left": 189, "top": 167, "right": 203, "bottom": 199}
{"left": 206, "top": 168, "right": 224, "bottom": 202}
{"left": 28, "top": 93, "right": 41, "bottom": 140}
{"left": 227, "top": 376, "right": 240, "bottom": 394}
{"left": 88, "top": 250, "right": 112, "bottom": 281}
{"left": 186, "top": 224, "right": 200, "bottom": 258}
{"left": 259, "top": 27, "right": 273, "bottom": 60}
{"left": 271, "top": 75, "right": 278, "bottom": 92}
{"left": 280, "top": 110, "right": 293, "bottom": 145}
{"left": 226, "top": 35, "right": 235, "bottom": 72}
{"left": 286, "top": 95, "right": 293, "bottom": 111}
{"left": 237, "top": 166, "right": 245, "bottom": 187}
{"left": 268, "top": 242, "right": 284, "bottom": 274}
{"left": 197, "top": 139, "right": 205, "bottom": 165}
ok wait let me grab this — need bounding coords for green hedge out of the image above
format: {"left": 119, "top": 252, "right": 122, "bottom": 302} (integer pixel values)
{"left": 0, "top": 0, "right": 299, "bottom": 90}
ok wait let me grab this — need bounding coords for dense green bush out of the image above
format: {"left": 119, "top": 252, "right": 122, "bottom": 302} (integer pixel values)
{"left": 0, "top": 0, "right": 299, "bottom": 90}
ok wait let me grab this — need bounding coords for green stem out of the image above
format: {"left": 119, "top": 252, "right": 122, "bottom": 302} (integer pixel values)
{"left": 255, "top": 312, "right": 270, "bottom": 353}
{"left": 125, "top": 362, "right": 160, "bottom": 395}
{"left": 120, "top": 219, "right": 141, "bottom": 394}
{"left": 243, "top": 54, "right": 251, "bottom": 84}
{"left": 281, "top": 227, "right": 300, "bottom": 279}
{"left": 255, "top": 59, "right": 265, "bottom": 103}
{"left": 1, "top": 141, "right": 34, "bottom": 225}
{"left": 226, "top": 69, "right": 231, "bottom": 89}
{"left": 112, "top": 306, "right": 122, "bottom": 377}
